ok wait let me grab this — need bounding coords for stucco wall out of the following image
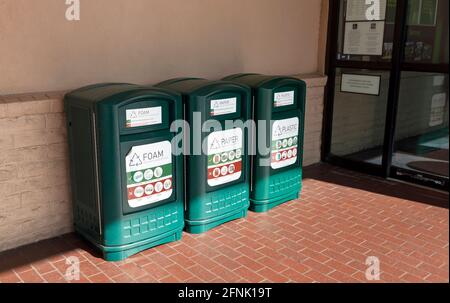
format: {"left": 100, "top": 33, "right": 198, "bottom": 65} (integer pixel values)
{"left": 0, "top": 0, "right": 324, "bottom": 95}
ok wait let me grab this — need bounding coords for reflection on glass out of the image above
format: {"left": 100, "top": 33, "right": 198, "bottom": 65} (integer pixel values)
{"left": 330, "top": 68, "right": 390, "bottom": 165}
{"left": 393, "top": 72, "right": 449, "bottom": 178}
{"left": 405, "top": 0, "right": 449, "bottom": 63}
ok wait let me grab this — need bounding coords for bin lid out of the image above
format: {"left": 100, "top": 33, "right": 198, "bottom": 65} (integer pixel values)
{"left": 65, "top": 83, "right": 180, "bottom": 106}
{"left": 156, "top": 77, "right": 250, "bottom": 97}
{"left": 65, "top": 83, "right": 141, "bottom": 103}
{"left": 223, "top": 74, "right": 305, "bottom": 90}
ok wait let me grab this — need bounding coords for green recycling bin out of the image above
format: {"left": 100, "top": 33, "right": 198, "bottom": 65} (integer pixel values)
{"left": 223, "top": 74, "right": 306, "bottom": 212}
{"left": 65, "top": 83, "right": 184, "bottom": 261}
{"left": 156, "top": 78, "right": 251, "bottom": 234}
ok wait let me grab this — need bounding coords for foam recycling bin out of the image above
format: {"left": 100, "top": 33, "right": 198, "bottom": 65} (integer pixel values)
{"left": 156, "top": 78, "right": 251, "bottom": 234}
{"left": 223, "top": 74, "right": 306, "bottom": 212}
{"left": 65, "top": 83, "right": 184, "bottom": 261}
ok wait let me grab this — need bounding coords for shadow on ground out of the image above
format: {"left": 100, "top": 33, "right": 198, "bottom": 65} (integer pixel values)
{"left": 303, "top": 163, "right": 449, "bottom": 209}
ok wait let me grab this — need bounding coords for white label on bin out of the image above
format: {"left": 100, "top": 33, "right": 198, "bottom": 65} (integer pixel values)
{"left": 125, "top": 106, "right": 162, "bottom": 128}
{"left": 274, "top": 91, "right": 295, "bottom": 107}
{"left": 207, "top": 128, "right": 242, "bottom": 187}
{"left": 210, "top": 97, "right": 237, "bottom": 116}
{"left": 271, "top": 117, "right": 299, "bottom": 169}
{"left": 125, "top": 141, "right": 172, "bottom": 208}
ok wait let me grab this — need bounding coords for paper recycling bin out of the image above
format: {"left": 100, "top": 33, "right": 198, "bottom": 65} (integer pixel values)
{"left": 65, "top": 83, "right": 184, "bottom": 261}
{"left": 223, "top": 74, "right": 306, "bottom": 212}
{"left": 156, "top": 78, "right": 251, "bottom": 233}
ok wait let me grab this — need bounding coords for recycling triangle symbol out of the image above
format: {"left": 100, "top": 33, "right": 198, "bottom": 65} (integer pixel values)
{"left": 210, "top": 138, "right": 221, "bottom": 150}
{"left": 275, "top": 125, "right": 283, "bottom": 137}
{"left": 129, "top": 153, "right": 142, "bottom": 167}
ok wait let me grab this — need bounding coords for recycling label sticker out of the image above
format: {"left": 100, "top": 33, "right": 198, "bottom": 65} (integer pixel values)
{"left": 271, "top": 117, "right": 299, "bottom": 169}
{"left": 125, "top": 141, "right": 173, "bottom": 208}
{"left": 207, "top": 128, "right": 243, "bottom": 187}
{"left": 125, "top": 106, "right": 162, "bottom": 128}
{"left": 274, "top": 91, "right": 295, "bottom": 107}
{"left": 210, "top": 97, "right": 237, "bottom": 116}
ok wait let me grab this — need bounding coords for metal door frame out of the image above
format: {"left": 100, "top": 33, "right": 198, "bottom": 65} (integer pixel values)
{"left": 323, "top": 0, "right": 449, "bottom": 190}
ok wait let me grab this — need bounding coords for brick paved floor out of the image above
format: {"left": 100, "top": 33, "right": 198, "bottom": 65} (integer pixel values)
{"left": 0, "top": 164, "right": 448, "bottom": 283}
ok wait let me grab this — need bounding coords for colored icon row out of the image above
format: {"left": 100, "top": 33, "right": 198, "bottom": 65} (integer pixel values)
{"left": 275, "top": 137, "right": 298, "bottom": 150}
{"left": 212, "top": 149, "right": 242, "bottom": 165}
{"left": 275, "top": 148, "right": 298, "bottom": 161}
{"left": 133, "top": 166, "right": 164, "bottom": 183}
{"left": 212, "top": 163, "right": 237, "bottom": 178}
{"left": 133, "top": 178, "right": 172, "bottom": 198}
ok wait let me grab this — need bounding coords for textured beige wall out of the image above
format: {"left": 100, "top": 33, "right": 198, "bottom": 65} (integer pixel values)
{"left": 317, "top": 0, "right": 329, "bottom": 74}
{"left": 0, "top": 94, "right": 72, "bottom": 251}
{"left": 0, "top": 0, "right": 323, "bottom": 95}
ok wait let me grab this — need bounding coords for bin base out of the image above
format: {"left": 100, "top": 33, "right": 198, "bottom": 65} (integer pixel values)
{"left": 75, "top": 227, "right": 183, "bottom": 262}
{"left": 185, "top": 204, "right": 249, "bottom": 234}
{"left": 250, "top": 191, "right": 300, "bottom": 213}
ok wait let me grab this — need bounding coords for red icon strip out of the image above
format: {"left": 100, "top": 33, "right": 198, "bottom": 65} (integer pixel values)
{"left": 272, "top": 147, "right": 298, "bottom": 162}
{"left": 208, "top": 161, "right": 242, "bottom": 180}
{"left": 127, "top": 177, "right": 172, "bottom": 200}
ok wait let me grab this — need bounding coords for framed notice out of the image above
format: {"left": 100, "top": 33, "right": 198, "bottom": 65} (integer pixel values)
{"left": 343, "top": 21, "right": 385, "bottom": 55}
{"left": 346, "top": 0, "right": 388, "bottom": 21}
{"left": 341, "top": 73, "right": 381, "bottom": 96}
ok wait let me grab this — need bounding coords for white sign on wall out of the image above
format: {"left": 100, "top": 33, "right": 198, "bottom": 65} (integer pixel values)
{"left": 429, "top": 93, "right": 447, "bottom": 127}
{"left": 341, "top": 73, "right": 381, "bottom": 96}
{"left": 433, "top": 75, "right": 445, "bottom": 87}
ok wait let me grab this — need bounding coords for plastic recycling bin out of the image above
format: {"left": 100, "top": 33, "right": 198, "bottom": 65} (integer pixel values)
{"left": 223, "top": 74, "right": 306, "bottom": 212}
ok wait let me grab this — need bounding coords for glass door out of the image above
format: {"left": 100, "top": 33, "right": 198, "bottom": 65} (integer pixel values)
{"left": 392, "top": 0, "right": 449, "bottom": 188}
{"left": 324, "top": 0, "right": 449, "bottom": 190}
{"left": 324, "top": 0, "right": 399, "bottom": 176}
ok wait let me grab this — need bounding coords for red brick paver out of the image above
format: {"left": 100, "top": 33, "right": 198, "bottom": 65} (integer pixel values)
{"left": 0, "top": 164, "right": 448, "bottom": 283}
